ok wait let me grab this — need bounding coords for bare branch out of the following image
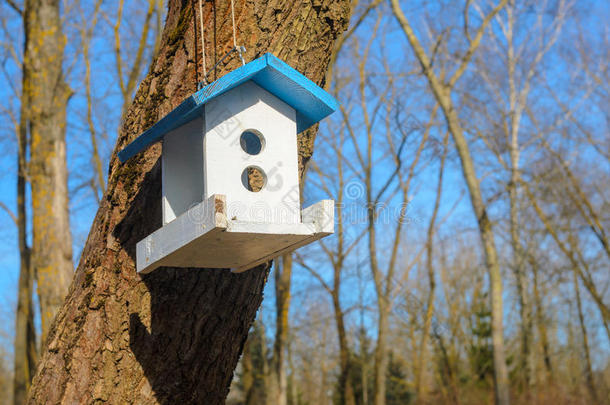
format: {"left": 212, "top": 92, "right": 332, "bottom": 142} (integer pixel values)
{"left": 80, "top": 0, "right": 106, "bottom": 198}
{"left": 448, "top": 0, "right": 509, "bottom": 88}
{"left": 294, "top": 254, "right": 332, "bottom": 295}
{"left": 325, "top": 0, "right": 383, "bottom": 84}
{"left": 4, "top": 0, "right": 22, "bottom": 16}
{"left": 0, "top": 201, "right": 17, "bottom": 226}
{"left": 463, "top": 0, "right": 472, "bottom": 43}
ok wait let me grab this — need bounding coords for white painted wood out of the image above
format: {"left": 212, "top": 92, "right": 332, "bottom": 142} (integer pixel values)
{"left": 204, "top": 81, "right": 301, "bottom": 224}
{"left": 231, "top": 199, "right": 335, "bottom": 273}
{"left": 301, "top": 199, "right": 335, "bottom": 234}
{"left": 136, "top": 194, "right": 335, "bottom": 274}
{"left": 161, "top": 116, "right": 205, "bottom": 224}
{"left": 137, "top": 194, "right": 227, "bottom": 273}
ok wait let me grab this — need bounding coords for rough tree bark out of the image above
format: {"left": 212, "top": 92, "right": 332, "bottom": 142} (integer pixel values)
{"left": 27, "top": 0, "right": 350, "bottom": 403}
{"left": 24, "top": 0, "right": 74, "bottom": 345}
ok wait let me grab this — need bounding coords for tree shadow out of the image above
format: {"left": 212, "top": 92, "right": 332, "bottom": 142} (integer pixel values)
{"left": 114, "top": 158, "right": 268, "bottom": 404}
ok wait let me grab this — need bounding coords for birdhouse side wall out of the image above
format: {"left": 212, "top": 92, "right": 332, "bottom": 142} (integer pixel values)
{"left": 204, "top": 81, "right": 300, "bottom": 224}
{"left": 161, "top": 116, "right": 205, "bottom": 225}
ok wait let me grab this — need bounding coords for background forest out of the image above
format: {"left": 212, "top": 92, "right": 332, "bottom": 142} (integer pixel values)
{"left": 0, "top": 0, "right": 608, "bottom": 404}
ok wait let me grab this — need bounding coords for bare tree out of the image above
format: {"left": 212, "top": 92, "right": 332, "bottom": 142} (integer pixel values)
{"left": 414, "top": 131, "right": 447, "bottom": 403}
{"left": 12, "top": 61, "right": 37, "bottom": 405}
{"left": 77, "top": 0, "right": 164, "bottom": 202}
{"left": 2, "top": 5, "right": 39, "bottom": 402}
{"left": 464, "top": 0, "right": 569, "bottom": 393}
{"left": 389, "top": 1, "right": 511, "bottom": 403}
{"left": 78, "top": 0, "right": 105, "bottom": 202}
{"left": 112, "top": 0, "right": 161, "bottom": 115}
{"left": 272, "top": 254, "right": 293, "bottom": 405}
{"left": 522, "top": 175, "right": 610, "bottom": 339}
{"left": 24, "top": 0, "right": 74, "bottom": 345}
{"left": 337, "top": 19, "right": 432, "bottom": 403}
{"left": 0, "top": 4, "right": 34, "bottom": 404}
{"left": 572, "top": 261, "right": 599, "bottom": 404}
{"left": 298, "top": 124, "right": 361, "bottom": 405}
{"left": 0, "top": 4, "right": 38, "bottom": 404}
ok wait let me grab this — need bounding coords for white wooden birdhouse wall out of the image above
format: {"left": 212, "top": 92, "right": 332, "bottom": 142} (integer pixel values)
{"left": 161, "top": 116, "right": 205, "bottom": 225}
{"left": 204, "top": 81, "right": 300, "bottom": 224}
{"left": 118, "top": 53, "right": 337, "bottom": 274}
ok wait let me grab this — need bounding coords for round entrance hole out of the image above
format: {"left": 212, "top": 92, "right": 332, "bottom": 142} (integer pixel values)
{"left": 241, "top": 166, "right": 266, "bottom": 192}
{"left": 240, "top": 130, "right": 264, "bottom": 155}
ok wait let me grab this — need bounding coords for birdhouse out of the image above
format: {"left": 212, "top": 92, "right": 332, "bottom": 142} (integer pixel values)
{"left": 119, "top": 53, "right": 337, "bottom": 274}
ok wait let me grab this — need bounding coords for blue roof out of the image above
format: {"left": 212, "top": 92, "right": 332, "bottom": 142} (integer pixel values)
{"left": 118, "top": 53, "right": 339, "bottom": 162}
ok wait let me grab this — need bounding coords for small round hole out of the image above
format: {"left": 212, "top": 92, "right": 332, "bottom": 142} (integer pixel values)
{"left": 240, "top": 130, "right": 264, "bottom": 155}
{"left": 241, "top": 166, "right": 266, "bottom": 192}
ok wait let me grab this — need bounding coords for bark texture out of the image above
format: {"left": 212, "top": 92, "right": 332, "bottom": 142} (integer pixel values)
{"left": 24, "top": 0, "right": 74, "bottom": 345}
{"left": 27, "top": 0, "right": 349, "bottom": 403}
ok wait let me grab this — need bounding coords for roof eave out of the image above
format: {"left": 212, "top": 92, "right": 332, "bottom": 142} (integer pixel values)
{"left": 118, "top": 53, "right": 338, "bottom": 163}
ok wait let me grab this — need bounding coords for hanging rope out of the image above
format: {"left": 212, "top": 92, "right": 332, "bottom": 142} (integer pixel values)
{"left": 197, "top": 0, "right": 246, "bottom": 90}
{"left": 198, "top": 0, "right": 207, "bottom": 81}
{"left": 230, "top": 0, "right": 246, "bottom": 65}
{"left": 230, "top": 0, "right": 237, "bottom": 48}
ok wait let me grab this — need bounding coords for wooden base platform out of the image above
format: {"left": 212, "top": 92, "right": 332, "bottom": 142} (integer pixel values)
{"left": 136, "top": 194, "right": 334, "bottom": 274}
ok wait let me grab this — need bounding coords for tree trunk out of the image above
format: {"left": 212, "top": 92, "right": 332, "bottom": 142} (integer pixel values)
{"left": 334, "top": 279, "right": 355, "bottom": 405}
{"left": 288, "top": 340, "right": 298, "bottom": 405}
{"left": 415, "top": 133, "right": 447, "bottom": 404}
{"left": 273, "top": 254, "right": 293, "bottom": 405}
{"left": 241, "top": 337, "right": 254, "bottom": 405}
{"left": 508, "top": 175, "right": 533, "bottom": 393}
{"left": 433, "top": 328, "right": 461, "bottom": 405}
{"left": 24, "top": 0, "right": 74, "bottom": 346}
{"left": 505, "top": 5, "right": 533, "bottom": 387}
{"left": 373, "top": 298, "right": 389, "bottom": 405}
{"left": 573, "top": 268, "right": 599, "bottom": 405}
{"left": 446, "top": 108, "right": 510, "bottom": 405}
{"left": 27, "top": 1, "right": 350, "bottom": 403}
{"left": 332, "top": 188, "right": 354, "bottom": 405}
{"left": 530, "top": 257, "right": 553, "bottom": 381}
{"left": 13, "top": 72, "right": 37, "bottom": 405}
{"left": 357, "top": 317, "right": 370, "bottom": 405}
